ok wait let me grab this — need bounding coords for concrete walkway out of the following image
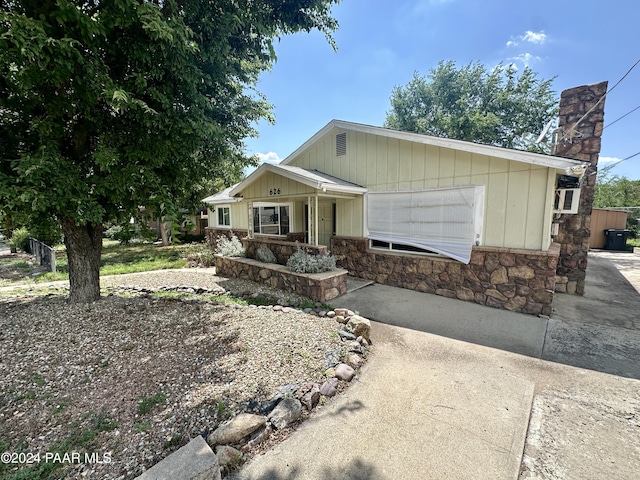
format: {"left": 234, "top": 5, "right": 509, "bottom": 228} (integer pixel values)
{"left": 232, "top": 251, "right": 640, "bottom": 480}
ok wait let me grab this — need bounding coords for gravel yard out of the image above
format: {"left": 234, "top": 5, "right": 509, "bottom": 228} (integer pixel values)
{"left": 0, "top": 270, "right": 354, "bottom": 479}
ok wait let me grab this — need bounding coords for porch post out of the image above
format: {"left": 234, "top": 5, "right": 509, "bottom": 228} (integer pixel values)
{"left": 247, "top": 202, "right": 254, "bottom": 239}
{"left": 307, "top": 196, "right": 313, "bottom": 245}
{"left": 314, "top": 195, "right": 319, "bottom": 246}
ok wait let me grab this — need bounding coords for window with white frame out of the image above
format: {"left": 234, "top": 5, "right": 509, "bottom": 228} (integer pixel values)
{"left": 253, "top": 203, "right": 290, "bottom": 236}
{"left": 216, "top": 205, "right": 231, "bottom": 228}
{"left": 366, "top": 185, "right": 485, "bottom": 264}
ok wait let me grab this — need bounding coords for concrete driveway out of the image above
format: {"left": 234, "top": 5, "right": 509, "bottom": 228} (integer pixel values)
{"left": 231, "top": 251, "right": 640, "bottom": 480}
{"left": 337, "top": 250, "right": 640, "bottom": 380}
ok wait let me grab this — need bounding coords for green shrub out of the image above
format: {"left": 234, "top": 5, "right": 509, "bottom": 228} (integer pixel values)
{"left": 255, "top": 245, "right": 277, "bottom": 263}
{"left": 104, "top": 222, "right": 156, "bottom": 244}
{"left": 183, "top": 242, "right": 215, "bottom": 267}
{"left": 8, "top": 227, "right": 30, "bottom": 252}
{"left": 215, "top": 233, "right": 245, "bottom": 257}
{"left": 286, "top": 247, "right": 336, "bottom": 273}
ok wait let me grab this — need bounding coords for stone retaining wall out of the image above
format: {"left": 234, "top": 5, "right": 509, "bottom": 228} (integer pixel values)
{"left": 331, "top": 236, "right": 560, "bottom": 315}
{"left": 214, "top": 255, "right": 347, "bottom": 302}
{"left": 205, "top": 228, "right": 248, "bottom": 249}
{"left": 243, "top": 238, "right": 327, "bottom": 265}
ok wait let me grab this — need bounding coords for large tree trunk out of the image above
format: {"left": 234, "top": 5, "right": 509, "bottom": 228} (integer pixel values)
{"left": 62, "top": 218, "right": 103, "bottom": 303}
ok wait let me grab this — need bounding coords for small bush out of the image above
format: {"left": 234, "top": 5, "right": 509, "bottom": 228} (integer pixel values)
{"left": 8, "top": 227, "right": 30, "bottom": 252}
{"left": 215, "top": 233, "right": 245, "bottom": 257}
{"left": 286, "top": 247, "right": 337, "bottom": 273}
{"left": 182, "top": 243, "right": 215, "bottom": 267}
{"left": 255, "top": 245, "right": 277, "bottom": 263}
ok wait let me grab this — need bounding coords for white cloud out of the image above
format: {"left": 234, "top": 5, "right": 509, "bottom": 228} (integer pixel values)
{"left": 522, "top": 31, "right": 547, "bottom": 44}
{"left": 507, "top": 30, "right": 547, "bottom": 48}
{"left": 598, "top": 156, "right": 623, "bottom": 167}
{"left": 255, "top": 151, "right": 282, "bottom": 165}
{"left": 508, "top": 53, "right": 541, "bottom": 67}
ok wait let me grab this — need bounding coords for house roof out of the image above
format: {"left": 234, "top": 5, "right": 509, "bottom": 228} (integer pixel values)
{"left": 229, "top": 163, "right": 368, "bottom": 196}
{"left": 201, "top": 185, "right": 242, "bottom": 205}
{"left": 281, "top": 119, "right": 588, "bottom": 172}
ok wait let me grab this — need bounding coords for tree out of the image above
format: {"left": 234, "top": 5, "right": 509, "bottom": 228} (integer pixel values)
{"left": 384, "top": 61, "right": 558, "bottom": 151}
{"left": 0, "top": 0, "right": 339, "bottom": 302}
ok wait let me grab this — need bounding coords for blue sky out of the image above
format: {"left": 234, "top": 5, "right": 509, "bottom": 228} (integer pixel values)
{"left": 244, "top": 0, "right": 640, "bottom": 180}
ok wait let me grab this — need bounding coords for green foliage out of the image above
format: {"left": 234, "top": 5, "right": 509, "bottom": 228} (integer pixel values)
{"left": 0, "top": 0, "right": 339, "bottom": 301}
{"left": 286, "top": 248, "right": 337, "bottom": 273}
{"left": 215, "top": 233, "right": 245, "bottom": 257}
{"left": 8, "top": 227, "right": 30, "bottom": 252}
{"left": 104, "top": 222, "right": 156, "bottom": 245}
{"left": 137, "top": 392, "right": 167, "bottom": 416}
{"left": 385, "top": 61, "right": 558, "bottom": 151}
{"left": 182, "top": 242, "right": 215, "bottom": 266}
{"left": 255, "top": 245, "right": 277, "bottom": 263}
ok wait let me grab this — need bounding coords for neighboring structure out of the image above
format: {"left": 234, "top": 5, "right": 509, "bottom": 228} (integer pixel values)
{"left": 590, "top": 208, "right": 628, "bottom": 249}
{"left": 204, "top": 113, "right": 598, "bottom": 315}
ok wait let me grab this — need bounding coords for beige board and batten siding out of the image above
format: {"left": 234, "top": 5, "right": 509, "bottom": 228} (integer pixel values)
{"left": 287, "top": 127, "right": 557, "bottom": 251}
{"left": 229, "top": 170, "right": 318, "bottom": 232}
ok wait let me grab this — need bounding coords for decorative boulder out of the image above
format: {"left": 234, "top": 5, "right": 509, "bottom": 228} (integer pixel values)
{"left": 345, "top": 315, "right": 371, "bottom": 341}
{"left": 207, "top": 413, "right": 267, "bottom": 446}
{"left": 334, "top": 363, "right": 355, "bottom": 382}
{"left": 215, "top": 445, "right": 242, "bottom": 467}
{"left": 320, "top": 378, "right": 339, "bottom": 397}
{"left": 268, "top": 398, "right": 302, "bottom": 430}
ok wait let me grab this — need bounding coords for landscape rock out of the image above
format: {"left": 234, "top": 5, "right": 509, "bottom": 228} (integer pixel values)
{"left": 335, "top": 315, "right": 347, "bottom": 324}
{"left": 320, "top": 378, "right": 339, "bottom": 397}
{"left": 347, "top": 340, "right": 363, "bottom": 353}
{"left": 207, "top": 413, "right": 267, "bottom": 446}
{"left": 243, "top": 424, "right": 274, "bottom": 451}
{"left": 297, "top": 382, "right": 321, "bottom": 410}
{"left": 215, "top": 445, "right": 242, "bottom": 467}
{"left": 356, "top": 336, "right": 369, "bottom": 347}
{"left": 334, "top": 363, "right": 356, "bottom": 382}
{"left": 345, "top": 315, "right": 371, "bottom": 341}
{"left": 268, "top": 398, "right": 302, "bottom": 430}
{"left": 345, "top": 352, "right": 365, "bottom": 369}
{"left": 338, "top": 330, "right": 356, "bottom": 341}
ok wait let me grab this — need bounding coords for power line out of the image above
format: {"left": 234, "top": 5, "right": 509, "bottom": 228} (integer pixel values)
{"left": 564, "top": 58, "right": 640, "bottom": 141}
{"left": 604, "top": 104, "right": 640, "bottom": 129}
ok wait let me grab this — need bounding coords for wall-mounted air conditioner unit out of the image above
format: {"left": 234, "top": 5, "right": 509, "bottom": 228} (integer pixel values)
{"left": 553, "top": 188, "right": 580, "bottom": 214}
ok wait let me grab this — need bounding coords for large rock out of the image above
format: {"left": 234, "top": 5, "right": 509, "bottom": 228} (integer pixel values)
{"left": 215, "top": 445, "right": 242, "bottom": 468}
{"left": 335, "top": 363, "right": 355, "bottom": 382}
{"left": 207, "top": 413, "right": 267, "bottom": 446}
{"left": 320, "top": 378, "right": 339, "bottom": 397}
{"left": 345, "top": 315, "right": 371, "bottom": 341}
{"left": 135, "top": 436, "right": 220, "bottom": 480}
{"left": 268, "top": 398, "right": 302, "bottom": 430}
{"left": 297, "top": 382, "right": 321, "bottom": 410}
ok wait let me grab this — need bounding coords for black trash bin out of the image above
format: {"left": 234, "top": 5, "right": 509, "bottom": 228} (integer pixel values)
{"left": 604, "top": 229, "right": 630, "bottom": 251}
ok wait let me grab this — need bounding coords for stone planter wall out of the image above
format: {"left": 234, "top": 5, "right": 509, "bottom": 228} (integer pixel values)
{"left": 331, "top": 236, "right": 560, "bottom": 316}
{"left": 243, "top": 238, "right": 327, "bottom": 266}
{"left": 205, "top": 228, "right": 249, "bottom": 250}
{"left": 214, "top": 255, "right": 347, "bottom": 302}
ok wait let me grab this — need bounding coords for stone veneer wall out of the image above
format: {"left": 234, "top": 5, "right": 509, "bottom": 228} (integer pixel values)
{"left": 205, "top": 228, "right": 248, "bottom": 249}
{"left": 214, "top": 255, "right": 347, "bottom": 302}
{"left": 243, "top": 238, "right": 327, "bottom": 265}
{"left": 332, "top": 236, "right": 560, "bottom": 316}
{"left": 553, "top": 81, "right": 608, "bottom": 295}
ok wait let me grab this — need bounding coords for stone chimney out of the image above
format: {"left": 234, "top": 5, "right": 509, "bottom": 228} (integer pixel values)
{"left": 553, "top": 81, "right": 608, "bottom": 295}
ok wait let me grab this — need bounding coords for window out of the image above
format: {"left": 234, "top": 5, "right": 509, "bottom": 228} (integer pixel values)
{"left": 366, "top": 186, "right": 485, "bottom": 264}
{"left": 553, "top": 188, "right": 580, "bottom": 214}
{"left": 370, "top": 239, "right": 439, "bottom": 255}
{"left": 216, "top": 205, "right": 231, "bottom": 228}
{"left": 253, "top": 203, "right": 290, "bottom": 236}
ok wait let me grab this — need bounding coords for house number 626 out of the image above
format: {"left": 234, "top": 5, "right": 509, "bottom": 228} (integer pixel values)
{"left": 269, "top": 188, "right": 281, "bottom": 195}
